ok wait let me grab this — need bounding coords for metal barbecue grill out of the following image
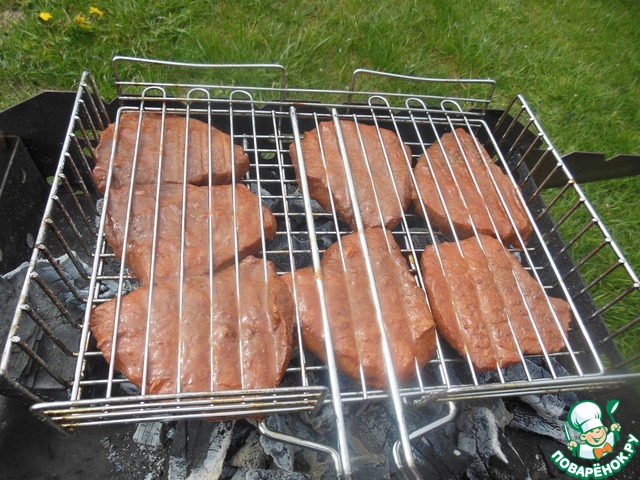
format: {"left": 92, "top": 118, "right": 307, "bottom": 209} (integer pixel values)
{"left": 2, "top": 57, "right": 639, "bottom": 478}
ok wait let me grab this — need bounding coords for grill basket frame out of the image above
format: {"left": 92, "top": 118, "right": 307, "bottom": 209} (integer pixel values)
{"left": 1, "top": 57, "right": 639, "bottom": 477}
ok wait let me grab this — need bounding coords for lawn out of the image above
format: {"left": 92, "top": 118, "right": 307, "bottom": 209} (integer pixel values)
{"left": 2, "top": 1, "right": 639, "bottom": 151}
{"left": 1, "top": 0, "right": 639, "bottom": 362}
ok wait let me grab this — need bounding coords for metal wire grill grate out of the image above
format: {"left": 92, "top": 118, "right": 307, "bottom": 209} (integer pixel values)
{"left": 1, "top": 58, "right": 637, "bottom": 478}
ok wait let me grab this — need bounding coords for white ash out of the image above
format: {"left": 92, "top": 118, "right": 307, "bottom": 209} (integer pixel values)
{"left": 230, "top": 430, "right": 268, "bottom": 470}
{"left": 458, "top": 406, "right": 532, "bottom": 480}
{"left": 260, "top": 416, "right": 296, "bottom": 472}
{"left": 349, "top": 454, "right": 391, "bottom": 480}
{"left": 185, "top": 421, "right": 235, "bottom": 480}
{"left": 299, "top": 449, "right": 338, "bottom": 480}
{"left": 297, "top": 399, "right": 336, "bottom": 439}
{"left": 133, "top": 421, "right": 164, "bottom": 448}
{"left": 479, "top": 358, "right": 578, "bottom": 421}
{"left": 168, "top": 454, "right": 188, "bottom": 480}
{"left": 346, "top": 403, "right": 395, "bottom": 479}
{"left": 95, "top": 197, "right": 103, "bottom": 225}
{"left": 0, "top": 274, "right": 22, "bottom": 347}
{"left": 481, "top": 358, "right": 579, "bottom": 445}
{"left": 458, "top": 407, "right": 509, "bottom": 465}
{"left": 98, "top": 430, "right": 166, "bottom": 479}
{"left": 451, "top": 358, "right": 579, "bottom": 478}
{"left": 506, "top": 401, "right": 569, "bottom": 444}
{"left": 347, "top": 402, "right": 395, "bottom": 456}
{"left": 231, "top": 469, "right": 309, "bottom": 480}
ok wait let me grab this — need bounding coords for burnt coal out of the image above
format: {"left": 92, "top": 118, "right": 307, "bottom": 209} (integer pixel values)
{"left": 506, "top": 401, "right": 568, "bottom": 444}
{"left": 479, "top": 358, "right": 578, "bottom": 419}
{"left": 1, "top": 253, "right": 121, "bottom": 393}
{"left": 458, "top": 405, "right": 531, "bottom": 480}
{"left": 260, "top": 407, "right": 341, "bottom": 476}
{"left": 347, "top": 402, "right": 395, "bottom": 457}
{"left": 230, "top": 430, "right": 269, "bottom": 470}
{"left": 517, "top": 367, "right": 577, "bottom": 422}
{"left": 0, "top": 188, "right": 585, "bottom": 480}
{"left": 405, "top": 403, "right": 474, "bottom": 479}
{"left": 347, "top": 403, "right": 395, "bottom": 479}
{"left": 261, "top": 416, "right": 296, "bottom": 472}
{"left": 133, "top": 421, "right": 164, "bottom": 448}
{"left": 501, "top": 360, "right": 577, "bottom": 443}
{"left": 162, "top": 415, "right": 332, "bottom": 479}
{"left": 248, "top": 182, "right": 282, "bottom": 214}
{"left": 231, "top": 469, "right": 309, "bottom": 480}
{"left": 168, "top": 420, "right": 235, "bottom": 479}
{"left": 298, "top": 402, "right": 338, "bottom": 439}
{"left": 407, "top": 227, "right": 436, "bottom": 250}
{"left": 261, "top": 401, "right": 448, "bottom": 478}
{"left": 449, "top": 358, "right": 579, "bottom": 479}
{"left": 479, "top": 358, "right": 578, "bottom": 423}
{"left": 266, "top": 186, "right": 342, "bottom": 271}
{"left": 2, "top": 253, "right": 92, "bottom": 325}
{"left": 0, "top": 274, "right": 21, "bottom": 349}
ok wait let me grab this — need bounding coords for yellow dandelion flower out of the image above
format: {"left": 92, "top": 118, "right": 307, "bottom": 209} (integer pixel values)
{"left": 38, "top": 12, "right": 53, "bottom": 22}
{"left": 74, "top": 15, "right": 88, "bottom": 27}
{"left": 89, "top": 7, "right": 104, "bottom": 17}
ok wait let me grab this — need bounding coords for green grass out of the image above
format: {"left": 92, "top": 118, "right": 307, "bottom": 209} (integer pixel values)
{"left": 2, "top": 1, "right": 639, "bottom": 150}
{"left": 1, "top": 0, "right": 639, "bottom": 365}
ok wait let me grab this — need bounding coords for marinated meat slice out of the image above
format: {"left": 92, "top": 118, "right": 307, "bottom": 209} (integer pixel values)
{"left": 104, "top": 183, "right": 276, "bottom": 285}
{"left": 90, "top": 256, "right": 295, "bottom": 394}
{"left": 420, "top": 235, "right": 572, "bottom": 371}
{"left": 92, "top": 112, "right": 250, "bottom": 195}
{"left": 290, "top": 120, "right": 414, "bottom": 230}
{"left": 413, "top": 128, "right": 532, "bottom": 245}
{"left": 283, "top": 228, "right": 436, "bottom": 388}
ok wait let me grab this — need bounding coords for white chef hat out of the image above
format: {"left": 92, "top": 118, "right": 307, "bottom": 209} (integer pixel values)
{"left": 569, "top": 400, "right": 604, "bottom": 434}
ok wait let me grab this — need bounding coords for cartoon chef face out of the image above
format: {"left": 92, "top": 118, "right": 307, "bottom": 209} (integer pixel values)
{"left": 568, "top": 400, "right": 608, "bottom": 444}
{"left": 566, "top": 399, "right": 622, "bottom": 460}
{"left": 581, "top": 425, "right": 609, "bottom": 447}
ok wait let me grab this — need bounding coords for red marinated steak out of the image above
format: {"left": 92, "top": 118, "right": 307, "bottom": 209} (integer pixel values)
{"left": 413, "top": 128, "right": 532, "bottom": 245}
{"left": 103, "top": 183, "right": 276, "bottom": 285}
{"left": 90, "top": 256, "right": 295, "bottom": 394}
{"left": 93, "top": 112, "right": 250, "bottom": 195}
{"left": 283, "top": 228, "right": 436, "bottom": 388}
{"left": 290, "top": 120, "right": 414, "bottom": 230}
{"left": 420, "top": 234, "right": 572, "bottom": 371}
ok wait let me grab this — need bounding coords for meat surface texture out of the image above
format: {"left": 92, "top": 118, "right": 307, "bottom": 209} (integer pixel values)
{"left": 90, "top": 256, "right": 295, "bottom": 394}
{"left": 103, "top": 183, "right": 276, "bottom": 284}
{"left": 92, "top": 112, "right": 250, "bottom": 195}
{"left": 283, "top": 228, "right": 436, "bottom": 388}
{"left": 413, "top": 128, "right": 532, "bottom": 245}
{"left": 420, "top": 234, "right": 572, "bottom": 371}
{"left": 289, "top": 120, "right": 414, "bottom": 230}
